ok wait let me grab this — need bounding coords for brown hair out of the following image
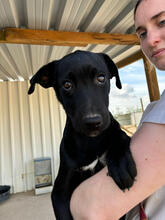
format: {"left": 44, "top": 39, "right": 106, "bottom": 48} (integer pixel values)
{"left": 134, "top": 0, "right": 143, "bottom": 18}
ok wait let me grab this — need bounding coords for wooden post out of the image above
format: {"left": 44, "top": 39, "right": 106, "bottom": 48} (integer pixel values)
{"left": 142, "top": 55, "right": 160, "bottom": 102}
{"left": 140, "top": 98, "right": 144, "bottom": 112}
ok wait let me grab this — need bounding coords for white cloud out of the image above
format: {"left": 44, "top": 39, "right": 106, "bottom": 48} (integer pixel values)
{"left": 109, "top": 59, "right": 165, "bottom": 115}
{"left": 111, "top": 82, "right": 136, "bottom": 98}
{"left": 109, "top": 80, "right": 142, "bottom": 114}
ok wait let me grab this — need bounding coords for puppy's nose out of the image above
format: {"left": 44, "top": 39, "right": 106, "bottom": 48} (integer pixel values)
{"left": 83, "top": 114, "right": 102, "bottom": 129}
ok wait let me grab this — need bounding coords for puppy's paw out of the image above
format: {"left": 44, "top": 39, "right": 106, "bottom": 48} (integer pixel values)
{"left": 106, "top": 149, "right": 137, "bottom": 190}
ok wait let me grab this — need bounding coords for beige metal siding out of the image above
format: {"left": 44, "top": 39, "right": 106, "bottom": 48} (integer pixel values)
{"left": 0, "top": 80, "right": 66, "bottom": 193}
{"left": 0, "top": 0, "right": 139, "bottom": 82}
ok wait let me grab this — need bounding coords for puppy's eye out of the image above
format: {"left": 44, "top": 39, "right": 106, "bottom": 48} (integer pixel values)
{"left": 63, "top": 81, "right": 72, "bottom": 90}
{"left": 97, "top": 74, "right": 105, "bottom": 84}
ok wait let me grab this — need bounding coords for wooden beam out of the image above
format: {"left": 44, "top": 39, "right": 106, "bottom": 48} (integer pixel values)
{"left": 0, "top": 29, "right": 5, "bottom": 41}
{"left": 116, "top": 50, "right": 143, "bottom": 69}
{"left": 0, "top": 28, "right": 139, "bottom": 46}
{"left": 142, "top": 55, "right": 160, "bottom": 101}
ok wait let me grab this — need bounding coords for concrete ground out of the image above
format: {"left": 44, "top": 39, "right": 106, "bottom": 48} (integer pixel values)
{"left": 0, "top": 191, "right": 55, "bottom": 220}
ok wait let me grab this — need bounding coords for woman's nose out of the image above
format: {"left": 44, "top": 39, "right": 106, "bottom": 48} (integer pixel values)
{"left": 147, "top": 30, "right": 161, "bottom": 47}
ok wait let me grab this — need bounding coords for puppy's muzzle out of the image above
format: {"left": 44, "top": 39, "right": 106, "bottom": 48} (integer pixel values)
{"left": 82, "top": 114, "right": 103, "bottom": 137}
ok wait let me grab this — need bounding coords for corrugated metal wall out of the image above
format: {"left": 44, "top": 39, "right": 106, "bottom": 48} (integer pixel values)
{"left": 0, "top": 80, "right": 66, "bottom": 193}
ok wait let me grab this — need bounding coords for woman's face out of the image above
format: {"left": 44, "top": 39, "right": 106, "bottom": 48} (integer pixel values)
{"left": 135, "top": 0, "right": 165, "bottom": 70}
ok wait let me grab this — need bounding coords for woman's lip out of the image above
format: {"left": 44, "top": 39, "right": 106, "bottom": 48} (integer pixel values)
{"left": 152, "top": 48, "right": 165, "bottom": 57}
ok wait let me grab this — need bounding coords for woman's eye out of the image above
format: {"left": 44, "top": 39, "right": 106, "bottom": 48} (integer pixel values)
{"left": 159, "top": 20, "right": 165, "bottom": 26}
{"left": 97, "top": 74, "right": 105, "bottom": 84}
{"left": 139, "top": 31, "right": 147, "bottom": 39}
{"left": 63, "top": 81, "right": 72, "bottom": 90}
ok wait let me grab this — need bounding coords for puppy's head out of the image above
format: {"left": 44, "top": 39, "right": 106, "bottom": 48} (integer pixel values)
{"left": 28, "top": 50, "right": 121, "bottom": 137}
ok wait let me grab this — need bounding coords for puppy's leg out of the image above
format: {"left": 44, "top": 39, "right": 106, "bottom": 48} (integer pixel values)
{"left": 51, "top": 160, "right": 85, "bottom": 220}
{"left": 106, "top": 118, "right": 137, "bottom": 190}
{"left": 51, "top": 163, "right": 74, "bottom": 220}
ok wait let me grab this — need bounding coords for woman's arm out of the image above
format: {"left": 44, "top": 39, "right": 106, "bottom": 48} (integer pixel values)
{"left": 70, "top": 122, "right": 165, "bottom": 220}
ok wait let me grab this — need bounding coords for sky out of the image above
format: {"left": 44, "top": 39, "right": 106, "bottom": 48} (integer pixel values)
{"left": 109, "top": 59, "right": 165, "bottom": 115}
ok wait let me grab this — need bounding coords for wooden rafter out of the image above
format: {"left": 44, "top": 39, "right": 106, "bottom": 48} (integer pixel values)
{"left": 116, "top": 50, "right": 143, "bottom": 69}
{"left": 0, "top": 28, "right": 139, "bottom": 46}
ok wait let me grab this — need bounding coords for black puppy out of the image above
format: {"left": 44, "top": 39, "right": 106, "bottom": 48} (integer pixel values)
{"left": 28, "top": 50, "right": 137, "bottom": 220}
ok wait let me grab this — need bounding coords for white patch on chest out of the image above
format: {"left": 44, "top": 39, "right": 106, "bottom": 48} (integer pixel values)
{"left": 81, "top": 153, "right": 106, "bottom": 171}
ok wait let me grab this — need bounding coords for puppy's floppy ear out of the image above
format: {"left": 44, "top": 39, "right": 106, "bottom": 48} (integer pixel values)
{"left": 100, "top": 53, "right": 122, "bottom": 89}
{"left": 28, "top": 61, "right": 55, "bottom": 95}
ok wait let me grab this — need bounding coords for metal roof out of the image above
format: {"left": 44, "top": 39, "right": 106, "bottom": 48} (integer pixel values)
{"left": 0, "top": 0, "right": 140, "bottom": 81}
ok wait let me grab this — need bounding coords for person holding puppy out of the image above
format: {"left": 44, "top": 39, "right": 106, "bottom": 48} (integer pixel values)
{"left": 70, "top": 0, "right": 165, "bottom": 219}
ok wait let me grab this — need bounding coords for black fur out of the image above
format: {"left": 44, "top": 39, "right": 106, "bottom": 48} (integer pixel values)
{"left": 28, "top": 50, "right": 136, "bottom": 220}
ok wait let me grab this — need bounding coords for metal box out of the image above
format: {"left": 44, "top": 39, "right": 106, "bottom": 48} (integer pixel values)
{"left": 34, "top": 157, "right": 52, "bottom": 188}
